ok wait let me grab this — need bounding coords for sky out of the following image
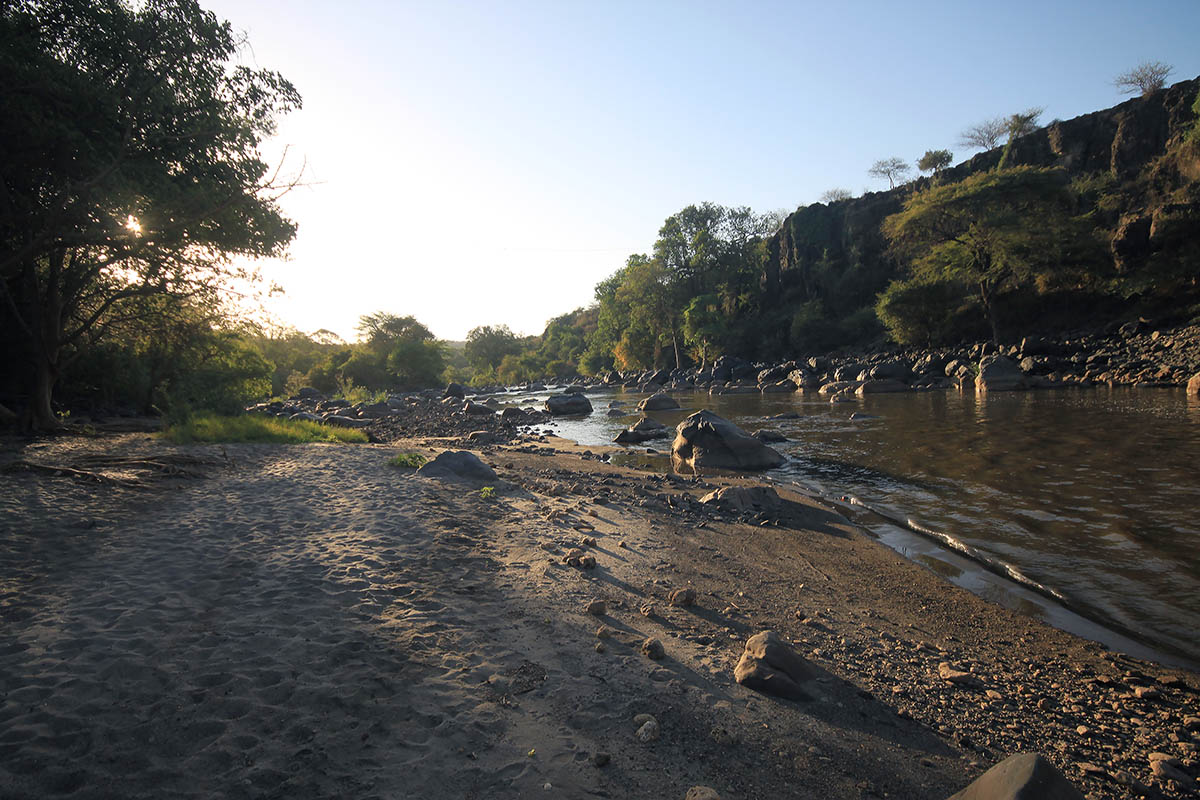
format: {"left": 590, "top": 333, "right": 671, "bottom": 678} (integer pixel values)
{"left": 202, "top": 0, "right": 1200, "bottom": 342}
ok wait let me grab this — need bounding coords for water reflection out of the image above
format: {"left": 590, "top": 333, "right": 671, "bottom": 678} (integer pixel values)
{"left": 523, "top": 385, "right": 1200, "bottom": 667}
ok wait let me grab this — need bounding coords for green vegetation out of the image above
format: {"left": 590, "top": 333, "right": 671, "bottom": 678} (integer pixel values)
{"left": 478, "top": 486, "right": 496, "bottom": 500}
{"left": 0, "top": 0, "right": 299, "bottom": 430}
{"left": 1114, "top": 62, "right": 1173, "bottom": 96}
{"left": 387, "top": 453, "right": 428, "bottom": 469}
{"left": 917, "top": 150, "right": 953, "bottom": 175}
{"left": 163, "top": 414, "right": 368, "bottom": 444}
{"left": 882, "top": 166, "right": 1099, "bottom": 344}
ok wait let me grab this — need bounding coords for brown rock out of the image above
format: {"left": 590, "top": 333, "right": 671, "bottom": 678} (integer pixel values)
{"left": 641, "top": 637, "right": 665, "bottom": 660}
{"left": 938, "top": 662, "right": 981, "bottom": 687}
{"left": 1188, "top": 372, "right": 1200, "bottom": 396}
{"left": 698, "top": 485, "right": 781, "bottom": 514}
{"left": 671, "top": 410, "right": 785, "bottom": 472}
{"left": 585, "top": 599, "right": 607, "bottom": 616}
{"left": 685, "top": 788, "right": 721, "bottom": 800}
{"left": 733, "top": 630, "right": 815, "bottom": 701}
{"left": 669, "top": 588, "right": 697, "bottom": 607}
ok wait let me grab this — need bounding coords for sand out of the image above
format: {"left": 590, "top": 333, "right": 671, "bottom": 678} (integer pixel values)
{"left": 1, "top": 432, "right": 1196, "bottom": 799}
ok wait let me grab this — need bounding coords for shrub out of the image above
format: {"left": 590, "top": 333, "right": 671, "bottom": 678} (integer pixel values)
{"left": 163, "top": 414, "right": 368, "bottom": 444}
{"left": 387, "top": 452, "right": 427, "bottom": 469}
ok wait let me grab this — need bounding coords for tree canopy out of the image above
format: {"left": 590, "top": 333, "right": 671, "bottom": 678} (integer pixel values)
{"left": 882, "top": 166, "right": 1097, "bottom": 344}
{"left": 0, "top": 0, "right": 300, "bottom": 427}
{"left": 868, "top": 157, "right": 912, "bottom": 189}
{"left": 917, "top": 149, "right": 953, "bottom": 174}
{"left": 1113, "top": 61, "right": 1174, "bottom": 96}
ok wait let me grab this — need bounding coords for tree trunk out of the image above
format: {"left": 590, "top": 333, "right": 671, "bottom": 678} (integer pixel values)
{"left": 979, "top": 281, "right": 1001, "bottom": 345}
{"left": 671, "top": 333, "right": 681, "bottom": 371}
{"left": 22, "top": 355, "right": 62, "bottom": 431}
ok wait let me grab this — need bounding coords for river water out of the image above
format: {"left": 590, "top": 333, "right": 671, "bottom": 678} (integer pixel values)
{"left": 502, "top": 386, "right": 1200, "bottom": 668}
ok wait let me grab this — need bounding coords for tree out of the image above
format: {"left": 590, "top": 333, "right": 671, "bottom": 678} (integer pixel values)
{"left": 1114, "top": 61, "right": 1173, "bottom": 96}
{"left": 958, "top": 117, "right": 1008, "bottom": 151}
{"left": 868, "top": 158, "right": 912, "bottom": 189}
{"left": 1005, "top": 107, "right": 1044, "bottom": 140}
{"left": 387, "top": 339, "right": 445, "bottom": 388}
{"left": 819, "top": 188, "right": 853, "bottom": 203}
{"left": 882, "top": 166, "right": 1096, "bottom": 344}
{"left": 917, "top": 149, "right": 953, "bottom": 174}
{"left": 464, "top": 324, "right": 520, "bottom": 372}
{"left": 356, "top": 313, "right": 434, "bottom": 353}
{"left": 0, "top": 0, "right": 300, "bottom": 429}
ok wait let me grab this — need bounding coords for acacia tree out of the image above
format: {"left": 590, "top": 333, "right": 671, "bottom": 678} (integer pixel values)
{"left": 464, "top": 324, "right": 520, "bottom": 372}
{"left": 917, "top": 149, "right": 953, "bottom": 174}
{"left": 868, "top": 157, "right": 912, "bottom": 189}
{"left": 882, "top": 166, "right": 1096, "bottom": 344}
{"left": 1114, "top": 61, "right": 1173, "bottom": 96}
{"left": 958, "top": 117, "right": 1008, "bottom": 151}
{"left": 0, "top": 0, "right": 300, "bottom": 428}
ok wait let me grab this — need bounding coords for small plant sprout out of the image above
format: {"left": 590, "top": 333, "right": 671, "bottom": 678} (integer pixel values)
{"left": 479, "top": 486, "right": 496, "bottom": 500}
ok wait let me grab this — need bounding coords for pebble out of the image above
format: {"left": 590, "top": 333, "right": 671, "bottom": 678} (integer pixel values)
{"left": 684, "top": 788, "right": 720, "bottom": 800}
{"left": 591, "top": 751, "right": 611, "bottom": 767}
{"left": 669, "top": 588, "right": 697, "bottom": 607}
{"left": 937, "top": 662, "right": 978, "bottom": 686}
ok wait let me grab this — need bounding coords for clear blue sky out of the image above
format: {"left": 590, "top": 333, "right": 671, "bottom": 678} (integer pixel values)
{"left": 203, "top": 0, "right": 1200, "bottom": 341}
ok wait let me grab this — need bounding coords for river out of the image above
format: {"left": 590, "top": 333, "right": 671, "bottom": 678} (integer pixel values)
{"left": 500, "top": 385, "right": 1200, "bottom": 669}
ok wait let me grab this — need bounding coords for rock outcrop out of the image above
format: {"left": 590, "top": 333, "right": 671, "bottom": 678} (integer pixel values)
{"left": 415, "top": 451, "right": 498, "bottom": 483}
{"left": 671, "top": 410, "right": 785, "bottom": 472}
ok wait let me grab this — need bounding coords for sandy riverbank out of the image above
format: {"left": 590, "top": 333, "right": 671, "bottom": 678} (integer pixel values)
{"left": 1, "top": 431, "right": 1196, "bottom": 799}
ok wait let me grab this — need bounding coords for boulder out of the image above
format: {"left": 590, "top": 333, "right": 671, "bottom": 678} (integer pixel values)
{"left": 752, "top": 429, "right": 787, "bottom": 443}
{"left": 759, "top": 380, "right": 797, "bottom": 393}
{"left": 614, "top": 417, "right": 670, "bottom": 444}
{"left": 787, "top": 369, "right": 820, "bottom": 389}
{"left": 913, "top": 353, "right": 949, "bottom": 376}
{"left": 672, "top": 410, "right": 785, "bottom": 472}
{"left": 416, "top": 451, "right": 498, "bottom": 483}
{"left": 462, "top": 400, "right": 495, "bottom": 416}
{"left": 1188, "top": 372, "right": 1200, "bottom": 396}
{"left": 699, "top": 485, "right": 781, "bottom": 514}
{"left": 855, "top": 379, "right": 909, "bottom": 395}
{"left": 685, "top": 788, "right": 721, "bottom": 800}
{"left": 947, "top": 752, "right": 1084, "bottom": 800}
{"left": 638, "top": 392, "right": 680, "bottom": 411}
{"left": 976, "top": 356, "right": 1029, "bottom": 392}
{"left": 545, "top": 393, "right": 593, "bottom": 415}
{"left": 733, "top": 630, "right": 815, "bottom": 701}
{"left": 868, "top": 360, "right": 912, "bottom": 381}
{"left": 467, "top": 430, "right": 499, "bottom": 444}
{"left": 296, "top": 386, "right": 323, "bottom": 400}
{"left": 833, "top": 363, "right": 865, "bottom": 382}
{"left": 818, "top": 380, "right": 864, "bottom": 396}
{"left": 500, "top": 407, "right": 526, "bottom": 422}
{"left": 443, "top": 382, "right": 466, "bottom": 400}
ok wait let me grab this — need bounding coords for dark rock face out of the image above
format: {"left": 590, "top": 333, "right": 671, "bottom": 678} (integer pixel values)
{"left": 415, "top": 451, "right": 498, "bottom": 483}
{"left": 638, "top": 392, "right": 680, "bottom": 411}
{"left": 733, "top": 630, "right": 815, "bottom": 701}
{"left": 443, "top": 382, "right": 465, "bottom": 400}
{"left": 947, "top": 752, "right": 1084, "bottom": 800}
{"left": 613, "top": 417, "right": 669, "bottom": 444}
{"left": 672, "top": 410, "right": 785, "bottom": 472}
{"left": 545, "top": 393, "right": 593, "bottom": 416}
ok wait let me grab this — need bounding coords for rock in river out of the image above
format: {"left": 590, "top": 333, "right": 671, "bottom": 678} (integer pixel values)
{"left": 638, "top": 392, "right": 680, "bottom": 411}
{"left": 975, "top": 355, "right": 1029, "bottom": 392}
{"left": 614, "top": 417, "right": 669, "bottom": 444}
{"left": 672, "top": 410, "right": 784, "bottom": 472}
{"left": 545, "top": 393, "right": 593, "bottom": 416}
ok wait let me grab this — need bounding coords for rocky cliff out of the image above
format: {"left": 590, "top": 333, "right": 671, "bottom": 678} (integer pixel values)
{"left": 762, "top": 76, "right": 1200, "bottom": 328}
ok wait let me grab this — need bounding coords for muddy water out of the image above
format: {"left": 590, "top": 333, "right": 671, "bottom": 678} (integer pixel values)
{"left": 516, "top": 386, "right": 1200, "bottom": 667}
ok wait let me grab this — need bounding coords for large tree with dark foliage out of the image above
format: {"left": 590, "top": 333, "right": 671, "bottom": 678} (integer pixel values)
{"left": 0, "top": 0, "right": 300, "bottom": 428}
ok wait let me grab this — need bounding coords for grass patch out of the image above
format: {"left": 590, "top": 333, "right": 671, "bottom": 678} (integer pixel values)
{"left": 162, "top": 414, "right": 369, "bottom": 444}
{"left": 387, "top": 452, "right": 428, "bottom": 469}
{"left": 478, "top": 486, "right": 496, "bottom": 500}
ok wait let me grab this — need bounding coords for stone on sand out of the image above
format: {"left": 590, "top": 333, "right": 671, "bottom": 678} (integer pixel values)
{"left": 668, "top": 587, "right": 697, "bottom": 607}
{"left": 685, "top": 788, "right": 721, "bottom": 800}
{"left": 641, "top": 637, "right": 665, "bottom": 660}
{"left": 699, "top": 485, "right": 781, "bottom": 514}
{"left": 733, "top": 630, "right": 815, "bottom": 701}
{"left": 947, "top": 752, "right": 1084, "bottom": 800}
{"left": 415, "top": 451, "right": 498, "bottom": 483}
{"left": 672, "top": 410, "right": 784, "bottom": 471}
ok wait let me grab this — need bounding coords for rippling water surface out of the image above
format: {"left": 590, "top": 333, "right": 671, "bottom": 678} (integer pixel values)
{"left": 505, "top": 386, "right": 1200, "bottom": 667}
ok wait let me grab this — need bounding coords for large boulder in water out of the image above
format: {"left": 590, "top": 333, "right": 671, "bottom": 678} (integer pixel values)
{"left": 733, "top": 630, "right": 815, "bottom": 701}
{"left": 638, "top": 392, "right": 679, "bottom": 411}
{"left": 545, "top": 393, "right": 593, "bottom": 415}
{"left": 614, "top": 417, "right": 669, "bottom": 444}
{"left": 948, "top": 752, "right": 1084, "bottom": 800}
{"left": 1188, "top": 372, "right": 1200, "bottom": 396}
{"left": 976, "top": 355, "right": 1029, "bottom": 392}
{"left": 671, "top": 410, "right": 784, "bottom": 471}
